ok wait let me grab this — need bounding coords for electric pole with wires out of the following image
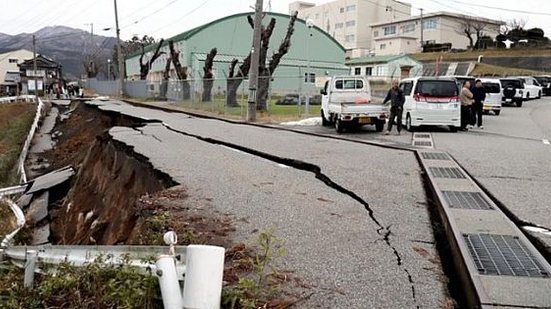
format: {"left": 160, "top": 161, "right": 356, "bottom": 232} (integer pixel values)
{"left": 247, "top": 0, "right": 263, "bottom": 122}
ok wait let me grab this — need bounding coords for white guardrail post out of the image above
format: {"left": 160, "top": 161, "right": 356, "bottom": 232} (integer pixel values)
{"left": 24, "top": 250, "right": 38, "bottom": 288}
{"left": 182, "top": 245, "right": 225, "bottom": 309}
{"left": 156, "top": 255, "right": 184, "bottom": 309}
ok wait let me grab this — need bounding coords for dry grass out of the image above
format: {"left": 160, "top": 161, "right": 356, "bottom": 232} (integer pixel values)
{"left": 0, "top": 103, "right": 35, "bottom": 187}
{"left": 0, "top": 200, "right": 16, "bottom": 241}
{"left": 410, "top": 48, "right": 551, "bottom": 62}
{"left": 471, "top": 63, "right": 546, "bottom": 77}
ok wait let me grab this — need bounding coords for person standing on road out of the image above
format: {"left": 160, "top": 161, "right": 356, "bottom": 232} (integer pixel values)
{"left": 383, "top": 80, "right": 405, "bottom": 135}
{"left": 471, "top": 79, "right": 486, "bottom": 129}
{"left": 459, "top": 81, "right": 474, "bottom": 131}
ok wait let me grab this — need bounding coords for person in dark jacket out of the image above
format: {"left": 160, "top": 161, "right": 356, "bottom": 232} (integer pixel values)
{"left": 471, "top": 79, "right": 486, "bottom": 129}
{"left": 383, "top": 80, "right": 405, "bottom": 135}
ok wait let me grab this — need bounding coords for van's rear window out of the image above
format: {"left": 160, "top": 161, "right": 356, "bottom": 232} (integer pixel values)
{"left": 483, "top": 83, "right": 500, "bottom": 93}
{"left": 415, "top": 80, "right": 458, "bottom": 97}
{"left": 335, "top": 79, "right": 364, "bottom": 90}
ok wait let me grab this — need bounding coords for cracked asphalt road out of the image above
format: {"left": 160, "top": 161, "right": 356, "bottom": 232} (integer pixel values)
{"left": 91, "top": 100, "right": 449, "bottom": 308}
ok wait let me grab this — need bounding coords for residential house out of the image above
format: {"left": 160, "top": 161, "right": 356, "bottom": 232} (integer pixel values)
{"left": 19, "top": 55, "right": 63, "bottom": 95}
{"left": 346, "top": 54, "right": 422, "bottom": 81}
{"left": 289, "top": 0, "right": 411, "bottom": 57}
{"left": 0, "top": 49, "right": 33, "bottom": 96}
{"left": 370, "top": 12, "right": 503, "bottom": 55}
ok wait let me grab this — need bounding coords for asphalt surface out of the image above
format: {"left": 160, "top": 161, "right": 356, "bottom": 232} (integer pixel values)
{"left": 90, "top": 100, "right": 448, "bottom": 308}
{"left": 271, "top": 97, "right": 551, "bottom": 251}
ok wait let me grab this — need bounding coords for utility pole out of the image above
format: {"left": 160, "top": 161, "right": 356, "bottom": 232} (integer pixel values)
{"left": 419, "top": 8, "right": 424, "bottom": 50}
{"left": 247, "top": 0, "right": 263, "bottom": 122}
{"left": 32, "top": 35, "right": 38, "bottom": 97}
{"left": 114, "top": 0, "right": 124, "bottom": 96}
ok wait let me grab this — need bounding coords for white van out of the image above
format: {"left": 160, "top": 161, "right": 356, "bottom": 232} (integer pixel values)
{"left": 399, "top": 77, "right": 461, "bottom": 132}
{"left": 479, "top": 78, "right": 502, "bottom": 116}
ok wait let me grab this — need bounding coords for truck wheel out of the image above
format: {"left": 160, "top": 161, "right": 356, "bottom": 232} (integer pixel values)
{"left": 449, "top": 126, "right": 458, "bottom": 133}
{"left": 406, "top": 114, "right": 415, "bottom": 132}
{"left": 516, "top": 100, "right": 523, "bottom": 107}
{"left": 494, "top": 110, "right": 501, "bottom": 116}
{"left": 538, "top": 91, "right": 542, "bottom": 99}
{"left": 526, "top": 93, "right": 530, "bottom": 101}
{"left": 321, "top": 110, "right": 330, "bottom": 126}
{"left": 375, "top": 121, "right": 385, "bottom": 132}
{"left": 335, "top": 119, "right": 344, "bottom": 133}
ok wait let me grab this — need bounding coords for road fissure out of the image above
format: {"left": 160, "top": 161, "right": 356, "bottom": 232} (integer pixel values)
{"left": 160, "top": 122, "right": 419, "bottom": 305}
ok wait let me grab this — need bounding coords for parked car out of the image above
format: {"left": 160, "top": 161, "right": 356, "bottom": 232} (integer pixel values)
{"left": 534, "top": 75, "right": 551, "bottom": 96}
{"left": 479, "top": 78, "right": 502, "bottom": 116}
{"left": 399, "top": 77, "right": 461, "bottom": 132}
{"left": 499, "top": 78, "right": 524, "bottom": 107}
{"left": 320, "top": 76, "right": 388, "bottom": 133}
{"left": 513, "top": 76, "right": 543, "bottom": 100}
{"left": 275, "top": 94, "right": 299, "bottom": 105}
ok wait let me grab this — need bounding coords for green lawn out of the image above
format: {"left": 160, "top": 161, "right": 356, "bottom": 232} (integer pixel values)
{"left": 172, "top": 96, "right": 320, "bottom": 122}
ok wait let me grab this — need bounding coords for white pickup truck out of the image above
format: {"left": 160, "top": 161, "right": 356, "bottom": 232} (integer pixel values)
{"left": 320, "top": 76, "right": 388, "bottom": 133}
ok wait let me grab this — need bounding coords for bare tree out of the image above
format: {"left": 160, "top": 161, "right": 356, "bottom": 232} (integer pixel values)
{"left": 202, "top": 48, "right": 217, "bottom": 102}
{"left": 168, "top": 40, "right": 190, "bottom": 100}
{"left": 225, "top": 11, "right": 298, "bottom": 110}
{"left": 139, "top": 39, "right": 165, "bottom": 80}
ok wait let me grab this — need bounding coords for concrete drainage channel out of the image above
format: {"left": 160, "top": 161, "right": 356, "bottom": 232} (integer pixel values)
{"left": 122, "top": 100, "right": 551, "bottom": 307}
{"left": 417, "top": 149, "right": 551, "bottom": 308}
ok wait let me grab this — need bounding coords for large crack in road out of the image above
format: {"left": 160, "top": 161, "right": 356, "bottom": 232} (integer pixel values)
{"left": 159, "top": 122, "right": 419, "bottom": 306}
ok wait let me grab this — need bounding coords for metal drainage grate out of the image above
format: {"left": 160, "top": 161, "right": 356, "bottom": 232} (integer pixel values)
{"left": 414, "top": 134, "right": 431, "bottom": 139}
{"left": 429, "top": 167, "right": 465, "bottom": 179}
{"left": 463, "top": 233, "right": 549, "bottom": 278}
{"left": 421, "top": 152, "right": 450, "bottom": 160}
{"left": 442, "top": 191, "right": 494, "bottom": 210}
{"left": 414, "top": 141, "right": 433, "bottom": 147}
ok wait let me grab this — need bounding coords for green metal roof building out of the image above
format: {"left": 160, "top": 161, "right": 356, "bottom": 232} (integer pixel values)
{"left": 125, "top": 12, "right": 349, "bottom": 94}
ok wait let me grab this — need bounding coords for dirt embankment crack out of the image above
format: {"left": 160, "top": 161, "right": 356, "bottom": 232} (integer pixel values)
{"left": 160, "top": 123, "right": 419, "bottom": 305}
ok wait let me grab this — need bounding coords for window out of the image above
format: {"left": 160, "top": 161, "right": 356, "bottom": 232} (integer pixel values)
{"left": 304, "top": 73, "right": 315, "bottom": 83}
{"left": 354, "top": 68, "right": 361, "bottom": 75}
{"left": 374, "top": 30, "right": 379, "bottom": 37}
{"left": 335, "top": 22, "right": 344, "bottom": 29}
{"left": 346, "top": 4, "right": 356, "bottom": 12}
{"left": 340, "top": 7, "right": 344, "bottom": 13}
{"left": 375, "top": 66, "right": 385, "bottom": 76}
{"left": 482, "top": 82, "right": 500, "bottom": 94}
{"left": 423, "top": 19, "right": 437, "bottom": 30}
{"left": 415, "top": 80, "right": 459, "bottom": 98}
{"left": 400, "top": 81, "right": 414, "bottom": 95}
{"left": 346, "top": 20, "right": 356, "bottom": 27}
{"left": 345, "top": 34, "right": 355, "bottom": 42}
{"left": 380, "top": 43, "right": 386, "bottom": 50}
{"left": 335, "top": 79, "right": 364, "bottom": 90}
{"left": 8, "top": 58, "right": 18, "bottom": 63}
{"left": 365, "top": 67, "right": 373, "bottom": 76}
{"left": 383, "top": 25, "right": 396, "bottom": 35}
{"left": 403, "top": 24, "right": 415, "bottom": 33}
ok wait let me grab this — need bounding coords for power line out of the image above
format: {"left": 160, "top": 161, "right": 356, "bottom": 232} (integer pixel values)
{"left": 149, "top": 0, "right": 212, "bottom": 36}
{"left": 448, "top": 0, "right": 551, "bottom": 16}
{"left": 120, "top": 0, "right": 182, "bottom": 29}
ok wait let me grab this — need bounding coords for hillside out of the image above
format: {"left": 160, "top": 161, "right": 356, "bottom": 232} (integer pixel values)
{"left": 410, "top": 49, "right": 551, "bottom": 73}
{"left": 0, "top": 26, "right": 117, "bottom": 80}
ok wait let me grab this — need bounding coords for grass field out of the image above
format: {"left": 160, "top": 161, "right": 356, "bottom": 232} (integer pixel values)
{"left": 0, "top": 103, "right": 35, "bottom": 187}
{"left": 170, "top": 96, "right": 321, "bottom": 122}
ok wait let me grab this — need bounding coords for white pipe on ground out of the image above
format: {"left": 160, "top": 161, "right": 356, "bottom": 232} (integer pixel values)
{"left": 182, "top": 245, "right": 225, "bottom": 309}
{"left": 156, "top": 255, "right": 184, "bottom": 309}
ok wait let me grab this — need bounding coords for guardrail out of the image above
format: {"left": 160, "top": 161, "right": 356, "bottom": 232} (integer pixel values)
{"left": 16, "top": 96, "right": 44, "bottom": 184}
{"left": 0, "top": 197, "right": 25, "bottom": 247}
{"left": 0, "top": 232, "right": 225, "bottom": 309}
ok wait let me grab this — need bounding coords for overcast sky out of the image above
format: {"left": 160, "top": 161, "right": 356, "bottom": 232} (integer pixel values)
{"left": 0, "top": 0, "right": 549, "bottom": 40}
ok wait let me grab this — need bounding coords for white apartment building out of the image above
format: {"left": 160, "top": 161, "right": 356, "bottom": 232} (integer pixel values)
{"left": 370, "top": 12, "right": 503, "bottom": 55}
{"left": 289, "top": 0, "right": 411, "bottom": 57}
{"left": 0, "top": 49, "right": 34, "bottom": 95}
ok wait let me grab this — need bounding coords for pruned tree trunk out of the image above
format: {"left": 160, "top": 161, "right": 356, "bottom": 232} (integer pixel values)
{"left": 257, "top": 11, "right": 298, "bottom": 110}
{"left": 139, "top": 39, "right": 165, "bottom": 80}
{"left": 168, "top": 40, "right": 190, "bottom": 100}
{"left": 202, "top": 48, "right": 217, "bottom": 102}
{"left": 160, "top": 57, "right": 171, "bottom": 100}
{"left": 226, "top": 55, "right": 251, "bottom": 107}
